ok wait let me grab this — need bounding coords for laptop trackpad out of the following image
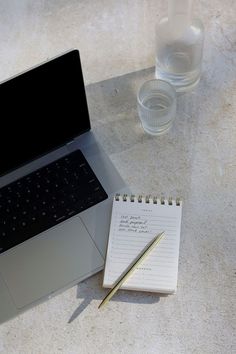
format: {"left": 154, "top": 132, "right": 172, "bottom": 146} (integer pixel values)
{"left": 0, "top": 217, "right": 104, "bottom": 309}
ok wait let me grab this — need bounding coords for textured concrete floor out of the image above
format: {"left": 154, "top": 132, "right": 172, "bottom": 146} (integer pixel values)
{"left": 0, "top": 0, "right": 235, "bottom": 353}
{"left": 0, "top": 0, "right": 234, "bottom": 85}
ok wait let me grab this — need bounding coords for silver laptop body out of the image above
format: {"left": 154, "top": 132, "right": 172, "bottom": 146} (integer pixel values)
{"left": 0, "top": 50, "right": 127, "bottom": 323}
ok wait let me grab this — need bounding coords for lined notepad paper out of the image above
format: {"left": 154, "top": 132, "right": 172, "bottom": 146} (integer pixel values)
{"left": 103, "top": 195, "right": 182, "bottom": 294}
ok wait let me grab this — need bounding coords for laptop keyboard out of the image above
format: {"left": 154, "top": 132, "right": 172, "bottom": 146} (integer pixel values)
{"left": 0, "top": 150, "right": 108, "bottom": 254}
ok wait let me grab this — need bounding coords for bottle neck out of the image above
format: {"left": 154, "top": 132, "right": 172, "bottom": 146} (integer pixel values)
{"left": 168, "top": 0, "right": 193, "bottom": 33}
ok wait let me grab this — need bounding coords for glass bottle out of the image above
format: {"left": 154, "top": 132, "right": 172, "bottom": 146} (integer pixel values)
{"left": 155, "top": 0, "right": 204, "bottom": 92}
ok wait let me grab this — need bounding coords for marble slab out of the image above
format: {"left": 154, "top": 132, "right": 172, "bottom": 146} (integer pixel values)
{"left": 0, "top": 0, "right": 235, "bottom": 353}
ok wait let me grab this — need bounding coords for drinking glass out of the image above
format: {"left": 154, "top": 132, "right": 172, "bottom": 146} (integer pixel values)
{"left": 137, "top": 79, "right": 176, "bottom": 135}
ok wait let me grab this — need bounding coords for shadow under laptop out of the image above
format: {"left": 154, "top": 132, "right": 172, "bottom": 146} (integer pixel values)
{"left": 68, "top": 272, "right": 166, "bottom": 323}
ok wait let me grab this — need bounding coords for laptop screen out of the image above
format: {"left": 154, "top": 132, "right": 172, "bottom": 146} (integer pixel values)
{"left": 0, "top": 50, "right": 91, "bottom": 176}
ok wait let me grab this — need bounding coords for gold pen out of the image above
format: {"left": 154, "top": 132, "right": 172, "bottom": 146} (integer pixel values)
{"left": 98, "top": 231, "right": 165, "bottom": 309}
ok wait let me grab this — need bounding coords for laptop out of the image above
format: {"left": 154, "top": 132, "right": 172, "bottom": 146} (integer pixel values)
{"left": 0, "top": 49, "right": 127, "bottom": 323}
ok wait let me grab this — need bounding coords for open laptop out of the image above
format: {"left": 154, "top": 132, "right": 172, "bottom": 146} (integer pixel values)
{"left": 0, "top": 49, "right": 127, "bottom": 323}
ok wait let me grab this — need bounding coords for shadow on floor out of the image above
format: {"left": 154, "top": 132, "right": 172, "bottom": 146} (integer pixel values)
{"left": 68, "top": 271, "right": 166, "bottom": 323}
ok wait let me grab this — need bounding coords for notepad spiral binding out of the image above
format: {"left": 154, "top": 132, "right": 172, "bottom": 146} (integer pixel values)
{"left": 115, "top": 194, "right": 181, "bottom": 206}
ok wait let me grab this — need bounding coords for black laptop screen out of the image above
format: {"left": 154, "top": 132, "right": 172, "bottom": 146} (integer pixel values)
{"left": 0, "top": 50, "right": 91, "bottom": 176}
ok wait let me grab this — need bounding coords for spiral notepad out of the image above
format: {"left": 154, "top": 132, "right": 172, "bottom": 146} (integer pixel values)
{"left": 103, "top": 194, "right": 182, "bottom": 294}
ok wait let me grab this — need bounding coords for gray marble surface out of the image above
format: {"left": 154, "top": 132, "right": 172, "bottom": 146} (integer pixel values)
{"left": 0, "top": 0, "right": 236, "bottom": 353}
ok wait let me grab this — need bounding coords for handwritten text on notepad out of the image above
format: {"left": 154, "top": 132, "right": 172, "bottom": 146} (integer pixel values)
{"left": 118, "top": 215, "right": 149, "bottom": 233}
